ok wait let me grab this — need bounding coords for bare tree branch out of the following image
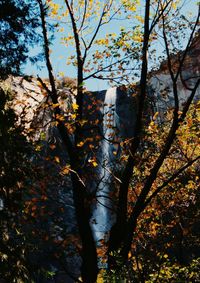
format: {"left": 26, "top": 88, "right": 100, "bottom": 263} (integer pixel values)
{"left": 144, "top": 155, "right": 200, "bottom": 207}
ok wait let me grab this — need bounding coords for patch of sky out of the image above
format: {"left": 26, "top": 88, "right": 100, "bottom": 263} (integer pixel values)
{"left": 23, "top": 0, "right": 198, "bottom": 91}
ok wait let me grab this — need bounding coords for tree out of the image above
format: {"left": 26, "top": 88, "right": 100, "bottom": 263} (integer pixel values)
{"left": 36, "top": 1, "right": 140, "bottom": 281}
{"left": 13, "top": 0, "right": 200, "bottom": 282}
{"left": 105, "top": 100, "right": 200, "bottom": 281}
{"left": 0, "top": 2, "right": 43, "bottom": 280}
{"left": 0, "top": 86, "right": 34, "bottom": 281}
{"left": 0, "top": 0, "right": 41, "bottom": 77}
{"left": 108, "top": 1, "right": 200, "bottom": 264}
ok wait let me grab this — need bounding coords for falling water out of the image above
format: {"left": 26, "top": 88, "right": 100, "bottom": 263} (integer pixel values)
{"left": 0, "top": 198, "right": 3, "bottom": 211}
{"left": 90, "top": 87, "right": 119, "bottom": 245}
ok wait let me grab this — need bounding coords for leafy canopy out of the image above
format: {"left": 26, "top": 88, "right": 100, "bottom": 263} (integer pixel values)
{"left": 0, "top": 0, "right": 41, "bottom": 77}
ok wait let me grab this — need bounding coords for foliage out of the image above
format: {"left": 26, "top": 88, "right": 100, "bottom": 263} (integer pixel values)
{"left": 46, "top": 0, "right": 141, "bottom": 84}
{"left": 102, "top": 257, "right": 200, "bottom": 283}
{"left": 0, "top": 87, "right": 33, "bottom": 281}
{"left": 146, "top": 257, "right": 200, "bottom": 282}
{"left": 1, "top": 0, "right": 200, "bottom": 282}
{"left": 0, "top": 0, "right": 41, "bottom": 77}
{"left": 35, "top": 0, "right": 200, "bottom": 282}
{"left": 101, "top": 101, "right": 200, "bottom": 281}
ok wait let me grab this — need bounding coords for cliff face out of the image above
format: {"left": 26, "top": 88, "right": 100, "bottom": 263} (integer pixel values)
{"left": 149, "top": 30, "right": 200, "bottom": 116}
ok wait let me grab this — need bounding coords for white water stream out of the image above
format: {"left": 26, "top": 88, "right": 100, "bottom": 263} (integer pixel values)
{"left": 91, "top": 87, "right": 119, "bottom": 244}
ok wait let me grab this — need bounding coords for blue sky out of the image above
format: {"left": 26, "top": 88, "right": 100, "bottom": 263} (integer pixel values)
{"left": 24, "top": 0, "right": 198, "bottom": 91}
{"left": 24, "top": 0, "right": 130, "bottom": 91}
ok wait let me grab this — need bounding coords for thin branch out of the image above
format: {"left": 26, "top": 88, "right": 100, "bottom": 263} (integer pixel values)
{"left": 144, "top": 155, "right": 200, "bottom": 207}
{"left": 82, "top": 4, "right": 107, "bottom": 62}
{"left": 83, "top": 53, "right": 136, "bottom": 80}
{"left": 162, "top": 15, "right": 179, "bottom": 112}
{"left": 78, "top": 0, "right": 87, "bottom": 32}
{"left": 180, "top": 71, "right": 200, "bottom": 91}
{"left": 179, "top": 77, "right": 200, "bottom": 122}
{"left": 149, "top": 0, "right": 173, "bottom": 34}
{"left": 175, "top": 6, "right": 200, "bottom": 81}
{"left": 162, "top": 15, "right": 175, "bottom": 82}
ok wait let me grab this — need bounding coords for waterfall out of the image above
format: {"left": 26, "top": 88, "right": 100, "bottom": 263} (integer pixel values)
{"left": 90, "top": 87, "right": 118, "bottom": 245}
{"left": 0, "top": 198, "right": 3, "bottom": 211}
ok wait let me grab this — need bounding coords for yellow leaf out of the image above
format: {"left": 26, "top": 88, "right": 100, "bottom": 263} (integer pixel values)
{"left": 72, "top": 103, "right": 79, "bottom": 110}
{"left": 132, "top": 35, "right": 143, "bottom": 42}
{"left": 92, "top": 161, "right": 98, "bottom": 167}
{"left": 58, "top": 71, "right": 65, "bottom": 77}
{"left": 135, "top": 15, "right": 144, "bottom": 23}
{"left": 62, "top": 165, "right": 70, "bottom": 175}
{"left": 172, "top": 2, "right": 177, "bottom": 10}
{"left": 55, "top": 156, "right": 60, "bottom": 163}
{"left": 88, "top": 158, "right": 98, "bottom": 167}
{"left": 56, "top": 114, "right": 65, "bottom": 121}
{"left": 153, "top": 111, "right": 159, "bottom": 120}
{"left": 52, "top": 103, "right": 59, "bottom": 108}
{"left": 71, "top": 113, "right": 76, "bottom": 119}
{"left": 35, "top": 145, "right": 42, "bottom": 151}
{"left": 77, "top": 141, "right": 84, "bottom": 147}
{"left": 79, "top": 119, "right": 87, "bottom": 126}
